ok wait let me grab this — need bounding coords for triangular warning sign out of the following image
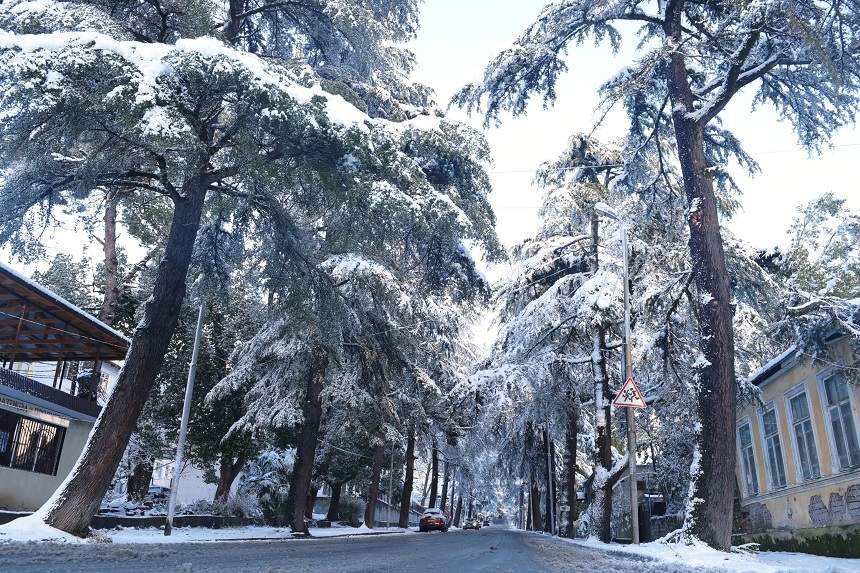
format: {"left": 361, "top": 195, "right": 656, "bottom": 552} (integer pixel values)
{"left": 612, "top": 377, "right": 647, "bottom": 409}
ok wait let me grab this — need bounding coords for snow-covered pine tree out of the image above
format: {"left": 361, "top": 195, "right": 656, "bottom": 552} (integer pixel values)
{"left": 30, "top": 254, "right": 98, "bottom": 310}
{"left": 209, "top": 237, "right": 491, "bottom": 532}
{"left": 765, "top": 194, "right": 860, "bottom": 373}
{"left": 199, "top": 5, "right": 501, "bottom": 527}
{"left": 471, "top": 132, "right": 782, "bottom": 542}
{"left": 455, "top": 1, "right": 860, "bottom": 549}
{"left": 0, "top": 0, "right": 497, "bottom": 535}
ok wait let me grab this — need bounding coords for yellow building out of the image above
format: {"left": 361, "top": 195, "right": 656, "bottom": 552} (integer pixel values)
{"left": 735, "top": 336, "right": 860, "bottom": 546}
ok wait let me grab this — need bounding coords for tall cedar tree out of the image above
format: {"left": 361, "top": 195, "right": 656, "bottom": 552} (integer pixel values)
{"left": 456, "top": 0, "right": 860, "bottom": 549}
{"left": 0, "top": 0, "right": 498, "bottom": 535}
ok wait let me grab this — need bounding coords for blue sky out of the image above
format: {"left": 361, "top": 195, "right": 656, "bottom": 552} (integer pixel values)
{"left": 409, "top": 0, "right": 860, "bottom": 251}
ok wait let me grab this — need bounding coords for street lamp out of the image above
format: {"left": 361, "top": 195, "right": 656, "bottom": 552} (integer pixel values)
{"left": 165, "top": 303, "right": 205, "bottom": 536}
{"left": 594, "top": 203, "right": 640, "bottom": 545}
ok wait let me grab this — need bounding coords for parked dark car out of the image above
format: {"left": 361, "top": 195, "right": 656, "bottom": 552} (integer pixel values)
{"left": 482, "top": 519, "right": 491, "bottom": 527}
{"left": 462, "top": 519, "right": 481, "bottom": 530}
{"left": 419, "top": 508, "right": 448, "bottom": 532}
{"left": 146, "top": 485, "right": 171, "bottom": 501}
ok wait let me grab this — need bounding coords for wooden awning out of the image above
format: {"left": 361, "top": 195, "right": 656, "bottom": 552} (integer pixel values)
{"left": 0, "top": 261, "right": 130, "bottom": 362}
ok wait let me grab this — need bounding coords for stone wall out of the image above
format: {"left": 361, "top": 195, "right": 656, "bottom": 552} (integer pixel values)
{"left": 734, "top": 524, "right": 860, "bottom": 558}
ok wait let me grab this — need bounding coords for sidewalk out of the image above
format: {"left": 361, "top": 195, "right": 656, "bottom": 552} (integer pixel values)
{"left": 567, "top": 536, "right": 860, "bottom": 573}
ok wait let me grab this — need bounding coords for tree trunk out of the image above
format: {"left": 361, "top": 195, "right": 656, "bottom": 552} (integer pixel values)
{"left": 449, "top": 474, "right": 456, "bottom": 522}
{"left": 526, "top": 480, "right": 532, "bottom": 531}
{"left": 326, "top": 482, "right": 342, "bottom": 522}
{"left": 223, "top": 0, "right": 245, "bottom": 44}
{"left": 665, "top": 5, "right": 737, "bottom": 551}
{"left": 398, "top": 427, "right": 415, "bottom": 528}
{"left": 419, "top": 451, "right": 431, "bottom": 508}
{"left": 429, "top": 444, "right": 439, "bottom": 508}
{"left": 453, "top": 494, "right": 463, "bottom": 527}
{"left": 126, "top": 460, "right": 153, "bottom": 503}
{"left": 99, "top": 191, "right": 122, "bottom": 324}
{"left": 42, "top": 184, "right": 208, "bottom": 535}
{"left": 287, "top": 347, "right": 328, "bottom": 534}
{"left": 589, "top": 211, "right": 614, "bottom": 543}
{"left": 440, "top": 461, "right": 450, "bottom": 513}
{"left": 530, "top": 472, "right": 542, "bottom": 532}
{"left": 364, "top": 441, "right": 385, "bottom": 528}
{"left": 565, "top": 406, "right": 579, "bottom": 537}
{"left": 214, "top": 454, "right": 246, "bottom": 502}
{"left": 517, "top": 485, "right": 524, "bottom": 529}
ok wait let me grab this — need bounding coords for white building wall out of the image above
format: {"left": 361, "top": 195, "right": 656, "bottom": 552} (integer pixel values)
{"left": 151, "top": 460, "right": 237, "bottom": 505}
{"left": 0, "top": 403, "right": 92, "bottom": 512}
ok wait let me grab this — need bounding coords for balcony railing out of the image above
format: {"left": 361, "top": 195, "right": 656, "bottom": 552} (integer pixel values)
{"left": 0, "top": 367, "right": 101, "bottom": 420}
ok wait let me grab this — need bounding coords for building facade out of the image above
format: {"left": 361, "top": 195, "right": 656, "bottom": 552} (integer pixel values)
{"left": 735, "top": 337, "right": 860, "bottom": 537}
{"left": 0, "top": 261, "right": 129, "bottom": 511}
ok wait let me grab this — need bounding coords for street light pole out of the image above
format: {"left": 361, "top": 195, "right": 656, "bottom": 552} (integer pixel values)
{"left": 595, "top": 203, "right": 640, "bottom": 545}
{"left": 619, "top": 224, "right": 640, "bottom": 545}
{"left": 165, "top": 303, "right": 205, "bottom": 536}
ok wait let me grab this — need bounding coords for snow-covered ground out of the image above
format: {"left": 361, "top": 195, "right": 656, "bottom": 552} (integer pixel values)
{"left": 0, "top": 513, "right": 414, "bottom": 545}
{"left": 109, "top": 524, "right": 414, "bottom": 544}
{"left": 570, "top": 536, "right": 860, "bottom": 573}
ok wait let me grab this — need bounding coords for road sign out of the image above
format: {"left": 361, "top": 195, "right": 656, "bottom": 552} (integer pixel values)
{"left": 612, "top": 377, "right": 646, "bottom": 409}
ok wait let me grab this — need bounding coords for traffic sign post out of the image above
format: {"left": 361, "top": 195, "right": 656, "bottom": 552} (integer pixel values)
{"left": 595, "top": 203, "right": 646, "bottom": 544}
{"left": 613, "top": 376, "right": 645, "bottom": 544}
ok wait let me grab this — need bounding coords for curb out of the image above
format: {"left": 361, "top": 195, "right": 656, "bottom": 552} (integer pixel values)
{"left": 131, "top": 530, "right": 413, "bottom": 544}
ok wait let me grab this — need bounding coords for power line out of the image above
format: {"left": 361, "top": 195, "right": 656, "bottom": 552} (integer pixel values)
{"left": 0, "top": 310, "right": 128, "bottom": 351}
{"left": 487, "top": 141, "right": 860, "bottom": 175}
{"left": 319, "top": 439, "right": 377, "bottom": 461}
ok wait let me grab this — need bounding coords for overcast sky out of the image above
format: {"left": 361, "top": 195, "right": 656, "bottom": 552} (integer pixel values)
{"left": 409, "top": 0, "right": 860, "bottom": 253}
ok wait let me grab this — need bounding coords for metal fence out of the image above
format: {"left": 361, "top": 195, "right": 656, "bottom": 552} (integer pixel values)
{"left": 0, "top": 366, "right": 101, "bottom": 419}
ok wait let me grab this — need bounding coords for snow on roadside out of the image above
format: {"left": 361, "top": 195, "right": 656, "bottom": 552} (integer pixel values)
{"left": 569, "top": 536, "right": 860, "bottom": 573}
{"left": 0, "top": 517, "right": 413, "bottom": 545}
{"left": 0, "top": 514, "right": 83, "bottom": 544}
{"left": 109, "top": 525, "right": 413, "bottom": 543}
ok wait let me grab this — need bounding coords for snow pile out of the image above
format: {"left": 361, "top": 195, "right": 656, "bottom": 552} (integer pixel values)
{"left": 0, "top": 513, "right": 83, "bottom": 544}
{"left": 571, "top": 537, "right": 860, "bottom": 573}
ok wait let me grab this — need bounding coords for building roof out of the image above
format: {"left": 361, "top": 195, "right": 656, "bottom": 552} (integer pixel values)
{"left": 0, "top": 261, "right": 130, "bottom": 362}
{"left": 746, "top": 346, "right": 799, "bottom": 388}
{"left": 745, "top": 328, "right": 852, "bottom": 389}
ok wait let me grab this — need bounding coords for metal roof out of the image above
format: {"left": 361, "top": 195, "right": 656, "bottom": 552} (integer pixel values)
{"left": 0, "top": 260, "right": 130, "bottom": 362}
{"left": 745, "top": 346, "right": 798, "bottom": 388}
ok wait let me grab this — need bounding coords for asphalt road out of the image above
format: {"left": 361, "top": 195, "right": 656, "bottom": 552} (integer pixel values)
{"left": 0, "top": 526, "right": 717, "bottom": 572}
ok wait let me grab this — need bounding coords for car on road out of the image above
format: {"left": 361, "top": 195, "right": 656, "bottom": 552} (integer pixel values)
{"left": 419, "top": 508, "right": 448, "bottom": 532}
{"left": 462, "top": 519, "right": 481, "bottom": 530}
{"left": 482, "top": 519, "right": 490, "bottom": 527}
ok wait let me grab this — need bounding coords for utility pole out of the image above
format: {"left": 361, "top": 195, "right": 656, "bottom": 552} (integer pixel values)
{"left": 165, "top": 304, "right": 205, "bottom": 536}
{"left": 595, "top": 203, "right": 640, "bottom": 544}
{"left": 545, "top": 425, "right": 555, "bottom": 535}
{"left": 619, "top": 219, "right": 640, "bottom": 545}
{"left": 387, "top": 444, "right": 394, "bottom": 529}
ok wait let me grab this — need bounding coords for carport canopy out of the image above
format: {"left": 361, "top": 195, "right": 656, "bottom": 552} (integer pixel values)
{"left": 0, "top": 261, "right": 130, "bottom": 363}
